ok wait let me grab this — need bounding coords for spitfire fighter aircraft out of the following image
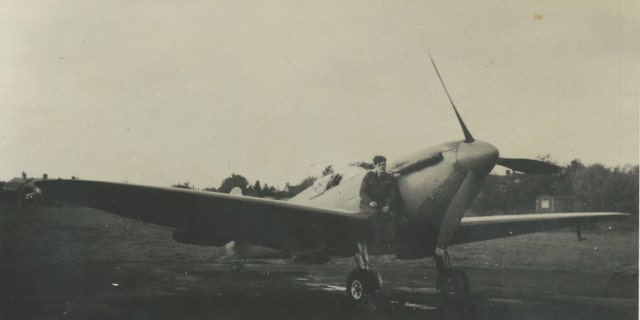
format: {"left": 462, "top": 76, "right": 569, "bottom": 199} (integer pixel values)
{"left": 35, "top": 58, "right": 627, "bottom": 305}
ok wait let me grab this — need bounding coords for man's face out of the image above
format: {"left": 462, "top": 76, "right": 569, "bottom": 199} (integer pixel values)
{"left": 374, "top": 161, "right": 386, "bottom": 174}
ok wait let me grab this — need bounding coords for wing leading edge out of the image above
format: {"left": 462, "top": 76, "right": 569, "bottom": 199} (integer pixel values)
{"left": 35, "top": 179, "right": 370, "bottom": 256}
{"left": 451, "top": 212, "right": 629, "bottom": 245}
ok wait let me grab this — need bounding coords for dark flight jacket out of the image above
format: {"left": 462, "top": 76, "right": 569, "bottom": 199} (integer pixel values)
{"left": 359, "top": 171, "right": 400, "bottom": 210}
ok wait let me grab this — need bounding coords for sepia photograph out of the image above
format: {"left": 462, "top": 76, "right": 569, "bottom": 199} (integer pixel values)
{"left": 1, "top": 1, "right": 638, "bottom": 319}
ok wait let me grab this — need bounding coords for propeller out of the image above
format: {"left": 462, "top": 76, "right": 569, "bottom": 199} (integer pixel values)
{"left": 427, "top": 55, "right": 561, "bottom": 253}
{"left": 429, "top": 55, "right": 560, "bottom": 175}
{"left": 496, "top": 157, "right": 560, "bottom": 174}
{"left": 429, "top": 54, "right": 474, "bottom": 143}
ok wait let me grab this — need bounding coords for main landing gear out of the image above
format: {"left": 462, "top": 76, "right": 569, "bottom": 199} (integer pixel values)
{"left": 345, "top": 243, "right": 472, "bottom": 312}
{"left": 345, "top": 241, "right": 387, "bottom": 309}
{"left": 434, "top": 249, "right": 470, "bottom": 295}
{"left": 433, "top": 250, "right": 482, "bottom": 318}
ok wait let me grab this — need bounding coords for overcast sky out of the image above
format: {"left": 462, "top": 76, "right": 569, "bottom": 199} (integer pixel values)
{"left": 1, "top": 1, "right": 638, "bottom": 189}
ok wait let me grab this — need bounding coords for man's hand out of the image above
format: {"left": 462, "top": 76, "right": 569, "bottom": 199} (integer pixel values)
{"left": 369, "top": 201, "right": 378, "bottom": 208}
{"left": 382, "top": 206, "right": 396, "bottom": 217}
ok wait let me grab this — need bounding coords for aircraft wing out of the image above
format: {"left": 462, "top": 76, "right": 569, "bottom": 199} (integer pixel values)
{"left": 35, "top": 179, "right": 369, "bottom": 255}
{"left": 450, "top": 212, "right": 629, "bottom": 245}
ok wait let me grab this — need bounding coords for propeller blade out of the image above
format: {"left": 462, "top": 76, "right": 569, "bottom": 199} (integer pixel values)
{"left": 497, "top": 158, "right": 560, "bottom": 174}
{"left": 436, "top": 170, "right": 482, "bottom": 251}
{"left": 429, "top": 54, "right": 475, "bottom": 143}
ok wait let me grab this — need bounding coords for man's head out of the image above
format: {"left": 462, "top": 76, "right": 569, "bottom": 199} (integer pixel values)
{"left": 373, "top": 155, "right": 387, "bottom": 174}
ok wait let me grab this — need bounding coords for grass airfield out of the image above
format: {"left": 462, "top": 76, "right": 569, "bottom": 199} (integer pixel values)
{"left": 1, "top": 203, "right": 637, "bottom": 319}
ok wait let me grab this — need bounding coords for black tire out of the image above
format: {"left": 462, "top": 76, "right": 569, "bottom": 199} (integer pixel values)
{"left": 346, "top": 269, "right": 381, "bottom": 301}
{"left": 436, "top": 268, "right": 470, "bottom": 295}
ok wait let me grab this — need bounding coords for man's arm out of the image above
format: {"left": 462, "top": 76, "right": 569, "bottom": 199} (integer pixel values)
{"left": 359, "top": 172, "right": 375, "bottom": 206}
{"left": 382, "top": 175, "right": 400, "bottom": 210}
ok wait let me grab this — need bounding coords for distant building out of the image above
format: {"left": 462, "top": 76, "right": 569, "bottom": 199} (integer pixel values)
{"left": 1, "top": 173, "right": 48, "bottom": 204}
{"left": 536, "top": 195, "right": 584, "bottom": 213}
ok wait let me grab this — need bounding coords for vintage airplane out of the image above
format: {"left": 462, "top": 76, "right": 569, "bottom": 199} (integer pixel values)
{"left": 34, "top": 57, "right": 627, "bottom": 306}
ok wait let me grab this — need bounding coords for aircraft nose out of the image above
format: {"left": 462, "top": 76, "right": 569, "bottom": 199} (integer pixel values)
{"left": 455, "top": 140, "right": 499, "bottom": 173}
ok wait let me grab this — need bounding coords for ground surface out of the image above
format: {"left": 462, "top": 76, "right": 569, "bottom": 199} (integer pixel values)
{"left": 1, "top": 203, "right": 637, "bottom": 319}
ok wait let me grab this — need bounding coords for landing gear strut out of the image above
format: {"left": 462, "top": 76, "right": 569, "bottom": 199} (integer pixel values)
{"left": 433, "top": 250, "right": 481, "bottom": 318}
{"left": 434, "top": 249, "right": 470, "bottom": 295}
{"left": 346, "top": 241, "right": 386, "bottom": 307}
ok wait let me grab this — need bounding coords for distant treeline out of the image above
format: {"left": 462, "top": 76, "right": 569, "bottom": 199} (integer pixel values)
{"left": 470, "top": 160, "right": 638, "bottom": 223}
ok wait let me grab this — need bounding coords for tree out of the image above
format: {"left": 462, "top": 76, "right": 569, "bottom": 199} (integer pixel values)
{"left": 470, "top": 171, "right": 555, "bottom": 215}
{"left": 172, "top": 182, "right": 193, "bottom": 189}
{"left": 552, "top": 160, "right": 585, "bottom": 195}
{"left": 267, "top": 185, "right": 277, "bottom": 197}
{"left": 472, "top": 159, "right": 639, "bottom": 226}
{"left": 260, "top": 183, "right": 268, "bottom": 196}
{"left": 351, "top": 161, "right": 374, "bottom": 170}
{"left": 218, "top": 174, "right": 249, "bottom": 194}
{"left": 572, "top": 164, "right": 610, "bottom": 211}
{"left": 579, "top": 165, "right": 638, "bottom": 222}
{"left": 322, "top": 165, "right": 334, "bottom": 176}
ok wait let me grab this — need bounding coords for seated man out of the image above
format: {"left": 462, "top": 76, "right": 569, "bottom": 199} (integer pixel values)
{"left": 359, "top": 155, "right": 400, "bottom": 246}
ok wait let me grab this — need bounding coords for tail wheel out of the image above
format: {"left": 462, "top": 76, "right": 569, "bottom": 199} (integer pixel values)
{"left": 346, "top": 269, "right": 381, "bottom": 301}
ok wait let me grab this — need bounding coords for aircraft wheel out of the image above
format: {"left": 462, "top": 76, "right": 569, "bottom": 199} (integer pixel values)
{"left": 346, "top": 269, "right": 381, "bottom": 302}
{"left": 436, "top": 268, "right": 470, "bottom": 295}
